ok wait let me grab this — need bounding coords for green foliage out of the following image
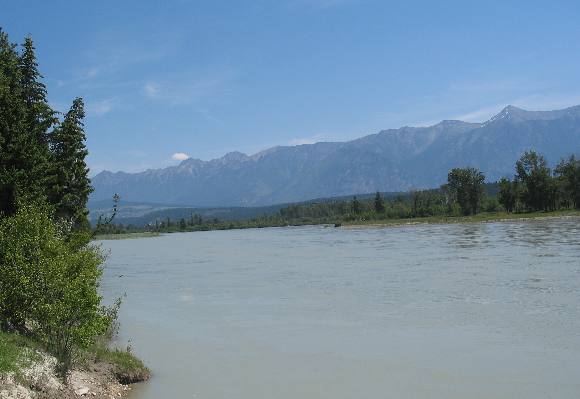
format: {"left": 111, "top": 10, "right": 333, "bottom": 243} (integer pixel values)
{"left": 498, "top": 177, "right": 519, "bottom": 213}
{"left": 48, "top": 98, "right": 93, "bottom": 228}
{"left": 515, "top": 151, "right": 554, "bottom": 211}
{"left": 374, "top": 192, "right": 385, "bottom": 213}
{"left": 554, "top": 155, "right": 580, "bottom": 209}
{"left": 0, "top": 206, "right": 110, "bottom": 379}
{"left": 351, "top": 196, "right": 361, "bottom": 214}
{"left": 0, "top": 30, "right": 57, "bottom": 217}
{"left": 447, "top": 167, "right": 486, "bottom": 215}
{"left": 88, "top": 344, "right": 150, "bottom": 383}
{"left": 0, "top": 29, "right": 90, "bottom": 228}
{"left": 0, "top": 27, "right": 144, "bottom": 383}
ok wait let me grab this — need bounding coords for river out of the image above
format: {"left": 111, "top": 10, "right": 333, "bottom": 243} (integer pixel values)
{"left": 99, "top": 218, "right": 580, "bottom": 399}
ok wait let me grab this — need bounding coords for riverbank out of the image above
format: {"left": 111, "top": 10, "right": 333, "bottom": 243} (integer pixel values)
{"left": 94, "top": 209, "right": 580, "bottom": 238}
{"left": 93, "top": 232, "right": 161, "bottom": 240}
{"left": 0, "top": 331, "right": 149, "bottom": 399}
{"left": 342, "top": 209, "right": 580, "bottom": 228}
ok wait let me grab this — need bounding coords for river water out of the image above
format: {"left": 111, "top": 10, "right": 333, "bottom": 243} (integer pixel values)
{"left": 99, "top": 218, "right": 580, "bottom": 399}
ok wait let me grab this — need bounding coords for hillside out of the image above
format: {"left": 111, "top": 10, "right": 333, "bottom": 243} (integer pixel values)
{"left": 91, "top": 105, "right": 580, "bottom": 207}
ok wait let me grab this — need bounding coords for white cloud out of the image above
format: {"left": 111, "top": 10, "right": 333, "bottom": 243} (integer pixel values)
{"left": 144, "top": 82, "right": 160, "bottom": 97}
{"left": 448, "top": 93, "right": 580, "bottom": 123}
{"left": 451, "top": 104, "right": 506, "bottom": 122}
{"left": 85, "top": 98, "right": 117, "bottom": 117}
{"left": 140, "top": 68, "right": 236, "bottom": 106}
{"left": 171, "top": 152, "right": 190, "bottom": 161}
{"left": 288, "top": 133, "right": 329, "bottom": 146}
{"left": 289, "top": 137, "right": 318, "bottom": 145}
{"left": 83, "top": 66, "right": 100, "bottom": 79}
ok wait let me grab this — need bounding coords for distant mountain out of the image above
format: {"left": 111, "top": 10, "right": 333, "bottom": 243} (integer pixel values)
{"left": 91, "top": 105, "right": 580, "bottom": 207}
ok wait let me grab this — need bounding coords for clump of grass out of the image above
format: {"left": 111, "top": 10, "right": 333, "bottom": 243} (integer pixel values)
{"left": 88, "top": 343, "right": 150, "bottom": 384}
{"left": 0, "top": 331, "right": 42, "bottom": 377}
{"left": 0, "top": 332, "right": 22, "bottom": 374}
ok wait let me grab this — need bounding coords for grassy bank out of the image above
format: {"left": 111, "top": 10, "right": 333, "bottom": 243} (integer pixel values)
{"left": 0, "top": 331, "right": 149, "bottom": 398}
{"left": 84, "top": 343, "right": 150, "bottom": 384}
{"left": 342, "top": 209, "right": 580, "bottom": 228}
{"left": 0, "top": 331, "right": 41, "bottom": 377}
{"left": 93, "top": 232, "right": 161, "bottom": 240}
{"left": 95, "top": 209, "right": 580, "bottom": 238}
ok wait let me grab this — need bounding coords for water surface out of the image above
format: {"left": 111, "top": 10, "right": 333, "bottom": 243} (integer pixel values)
{"left": 99, "top": 218, "right": 580, "bottom": 399}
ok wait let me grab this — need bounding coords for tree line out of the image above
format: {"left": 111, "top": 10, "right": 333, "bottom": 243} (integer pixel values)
{"left": 103, "top": 150, "right": 578, "bottom": 236}
{"left": 498, "top": 152, "right": 579, "bottom": 212}
{"left": 0, "top": 28, "right": 115, "bottom": 379}
{"left": 279, "top": 151, "right": 579, "bottom": 223}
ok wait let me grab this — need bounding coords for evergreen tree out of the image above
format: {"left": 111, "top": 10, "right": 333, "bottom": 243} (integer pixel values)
{"left": 0, "top": 32, "right": 56, "bottom": 216}
{"left": 0, "top": 29, "right": 25, "bottom": 216}
{"left": 48, "top": 98, "right": 93, "bottom": 228}
{"left": 373, "top": 191, "right": 385, "bottom": 213}
{"left": 20, "top": 36, "right": 57, "bottom": 163}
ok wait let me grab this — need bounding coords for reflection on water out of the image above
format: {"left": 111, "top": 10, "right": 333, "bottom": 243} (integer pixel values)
{"left": 99, "top": 218, "right": 580, "bottom": 399}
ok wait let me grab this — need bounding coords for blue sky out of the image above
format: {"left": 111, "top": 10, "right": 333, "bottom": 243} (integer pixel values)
{"left": 3, "top": 0, "right": 580, "bottom": 173}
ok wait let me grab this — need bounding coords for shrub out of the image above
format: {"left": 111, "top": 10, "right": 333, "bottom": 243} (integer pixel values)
{"left": 0, "top": 206, "right": 111, "bottom": 379}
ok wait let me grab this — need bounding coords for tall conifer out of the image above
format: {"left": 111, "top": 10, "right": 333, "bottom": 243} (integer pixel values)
{"left": 0, "top": 29, "right": 26, "bottom": 216}
{"left": 18, "top": 37, "right": 57, "bottom": 204}
{"left": 49, "top": 98, "right": 93, "bottom": 227}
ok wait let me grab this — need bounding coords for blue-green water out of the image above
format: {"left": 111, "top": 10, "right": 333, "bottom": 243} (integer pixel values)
{"left": 99, "top": 218, "right": 580, "bottom": 399}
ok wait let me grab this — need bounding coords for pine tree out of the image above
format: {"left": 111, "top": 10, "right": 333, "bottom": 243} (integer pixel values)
{"left": 0, "top": 29, "right": 25, "bottom": 216}
{"left": 20, "top": 37, "right": 57, "bottom": 147}
{"left": 48, "top": 98, "right": 93, "bottom": 228}
{"left": 0, "top": 32, "right": 56, "bottom": 216}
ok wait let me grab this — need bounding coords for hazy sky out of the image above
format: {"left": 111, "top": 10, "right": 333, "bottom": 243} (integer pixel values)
{"left": 3, "top": 0, "right": 580, "bottom": 173}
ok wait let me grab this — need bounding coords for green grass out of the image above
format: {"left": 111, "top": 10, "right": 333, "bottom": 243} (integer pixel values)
{"left": 0, "top": 332, "right": 22, "bottom": 374}
{"left": 0, "top": 331, "right": 41, "bottom": 376}
{"left": 1, "top": 331, "right": 149, "bottom": 385}
{"left": 93, "top": 232, "right": 161, "bottom": 240}
{"left": 344, "top": 209, "right": 580, "bottom": 227}
{"left": 87, "top": 343, "right": 150, "bottom": 384}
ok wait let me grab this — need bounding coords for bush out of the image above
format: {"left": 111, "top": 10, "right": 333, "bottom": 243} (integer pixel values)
{"left": 0, "top": 206, "right": 111, "bottom": 379}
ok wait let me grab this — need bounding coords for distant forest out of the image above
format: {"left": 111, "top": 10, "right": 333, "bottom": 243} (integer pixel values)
{"left": 95, "top": 150, "right": 580, "bottom": 235}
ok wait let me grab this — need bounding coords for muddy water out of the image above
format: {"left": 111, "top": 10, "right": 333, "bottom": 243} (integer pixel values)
{"left": 99, "top": 218, "right": 580, "bottom": 399}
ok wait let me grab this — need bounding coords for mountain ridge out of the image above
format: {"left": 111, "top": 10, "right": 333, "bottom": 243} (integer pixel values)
{"left": 91, "top": 105, "right": 580, "bottom": 207}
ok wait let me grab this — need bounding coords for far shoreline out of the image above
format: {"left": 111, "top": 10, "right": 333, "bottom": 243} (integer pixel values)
{"left": 342, "top": 210, "right": 580, "bottom": 229}
{"left": 93, "top": 210, "right": 580, "bottom": 240}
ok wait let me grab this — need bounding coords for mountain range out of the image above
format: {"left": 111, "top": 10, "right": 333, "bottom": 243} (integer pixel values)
{"left": 91, "top": 105, "right": 580, "bottom": 207}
